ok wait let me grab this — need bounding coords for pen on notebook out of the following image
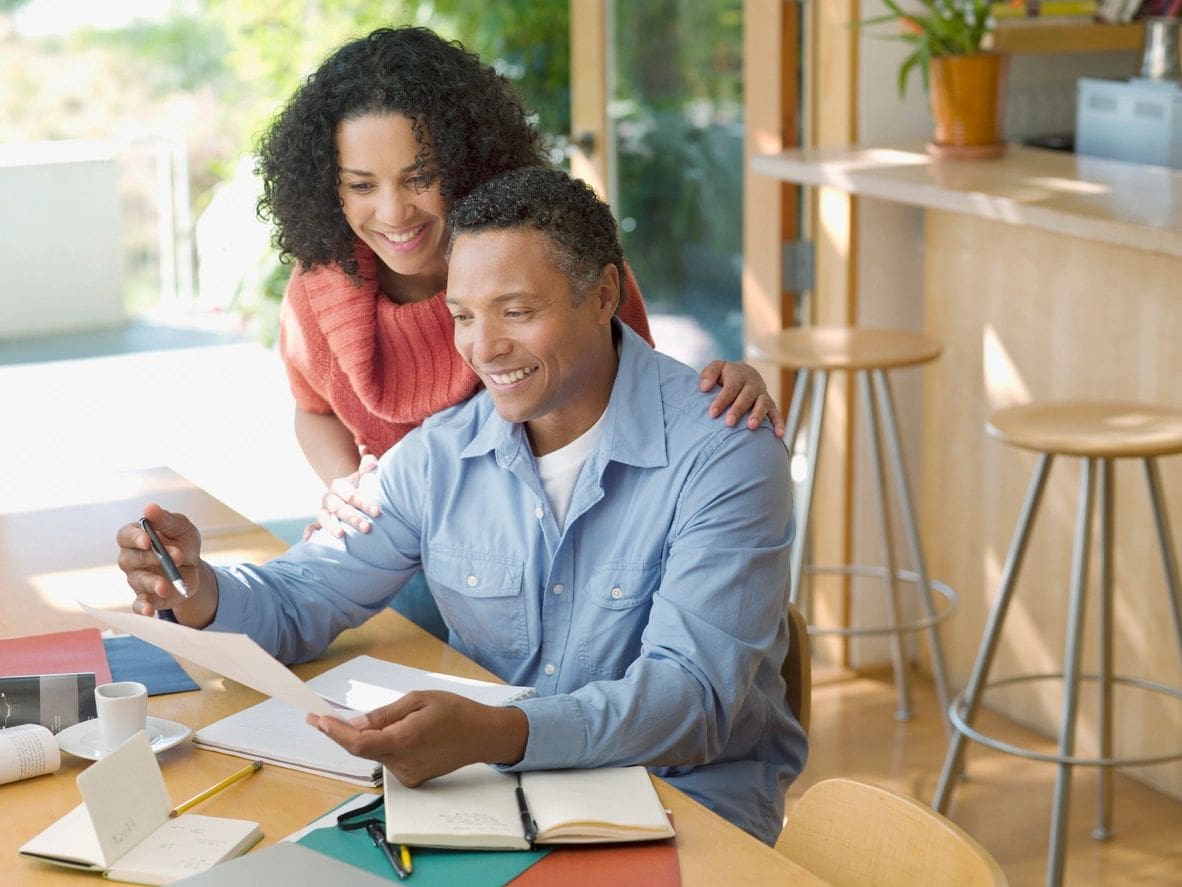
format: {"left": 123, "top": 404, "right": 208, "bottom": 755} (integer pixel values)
{"left": 515, "top": 773, "right": 538, "bottom": 847}
{"left": 169, "top": 760, "right": 262, "bottom": 817}
{"left": 139, "top": 517, "right": 190, "bottom": 599}
{"left": 366, "top": 821, "right": 410, "bottom": 879}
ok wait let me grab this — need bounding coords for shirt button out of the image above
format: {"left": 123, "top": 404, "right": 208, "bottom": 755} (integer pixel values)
{"left": 466, "top": 575, "right": 478, "bottom": 587}
{"left": 535, "top": 506, "right": 544, "bottom": 520}
{"left": 610, "top": 586, "right": 623, "bottom": 599}
{"left": 544, "top": 664, "right": 556, "bottom": 676}
{"left": 553, "top": 584, "right": 564, "bottom": 596}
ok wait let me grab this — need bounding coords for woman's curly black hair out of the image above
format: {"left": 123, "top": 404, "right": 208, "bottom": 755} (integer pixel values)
{"left": 254, "top": 26, "right": 546, "bottom": 279}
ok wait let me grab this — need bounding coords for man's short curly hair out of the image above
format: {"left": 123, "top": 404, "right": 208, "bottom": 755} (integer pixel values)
{"left": 255, "top": 26, "right": 545, "bottom": 279}
{"left": 448, "top": 168, "right": 625, "bottom": 307}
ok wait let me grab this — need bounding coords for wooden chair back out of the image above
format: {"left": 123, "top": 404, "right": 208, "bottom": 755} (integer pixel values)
{"left": 776, "top": 778, "right": 1007, "bottom": 887}
{"left": 782, "top": 602, "right": 811, "bottom": 734}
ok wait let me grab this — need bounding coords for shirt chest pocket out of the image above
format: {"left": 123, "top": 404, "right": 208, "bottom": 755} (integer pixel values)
{"left": 424, "top": 548, "right": 528, "bottom": 658}
{"left": 577, "top": 563, "right": 661, "bottom": 678}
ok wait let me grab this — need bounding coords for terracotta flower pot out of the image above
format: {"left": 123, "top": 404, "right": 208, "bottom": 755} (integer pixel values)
{"left": 927, "top": 53, "right": 1008, "bottom": 159}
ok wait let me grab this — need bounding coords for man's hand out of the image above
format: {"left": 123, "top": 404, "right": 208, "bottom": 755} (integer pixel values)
{"left": 115, "top": 502, "right": 218, "bottom": 627}
{"left": 307, "top": 690, "right": 529, "bottom": 786}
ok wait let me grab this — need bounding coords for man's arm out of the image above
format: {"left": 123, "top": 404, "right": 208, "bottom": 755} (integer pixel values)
{"left": 116, "top": 433, "right": 431, "bottom": 665}
{"left": 206, "top": 434, "right": 430, "bottom": 664}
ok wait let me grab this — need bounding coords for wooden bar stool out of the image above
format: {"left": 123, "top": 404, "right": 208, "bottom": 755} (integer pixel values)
{"left": 932, "top": 401, "right": 1182, "bottom": 887}
{"left": 750, "top": 326, "right": 957, "bottom": 728}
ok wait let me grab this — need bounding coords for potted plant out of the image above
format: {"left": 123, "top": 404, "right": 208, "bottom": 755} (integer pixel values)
{"left": 859, "top": 0, "right": 1015, "bottom": 158}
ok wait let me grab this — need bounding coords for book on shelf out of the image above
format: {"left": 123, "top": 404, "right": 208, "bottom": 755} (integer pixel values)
{"left": 1036, "top": 1, "right": 1100, "bottom": 15}
{"left": 383, "top": 763, "right": 676, "bottom": 851}
{"left": 1097, "top": 0, "right": 1148, "bottom": 21}
{"left": 19, "top": 731, "right": 262, "bottom": 886}
{"left": 991, "top": 1, "right": 1035, "bottom": 17}
{"left": 192, "top": 654, "right": 536, "bottom": 786}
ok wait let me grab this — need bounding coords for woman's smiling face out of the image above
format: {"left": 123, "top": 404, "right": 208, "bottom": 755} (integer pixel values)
{"left": 335, "top": 112, "right": 450, "bottom": 296}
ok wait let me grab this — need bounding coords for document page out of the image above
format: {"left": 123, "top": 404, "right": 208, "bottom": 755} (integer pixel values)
{"left": 79, "top": 601, "right": 336, "bottom": 715}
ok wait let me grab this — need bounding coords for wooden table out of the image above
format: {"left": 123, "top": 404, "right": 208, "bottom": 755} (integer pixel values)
{"left": 0, "top": 467, "right": 824, "bottom": 885}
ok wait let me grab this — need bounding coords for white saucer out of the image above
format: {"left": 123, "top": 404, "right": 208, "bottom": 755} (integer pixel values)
{"left": 56, "top": 716, "right": 192, "bottom": 761}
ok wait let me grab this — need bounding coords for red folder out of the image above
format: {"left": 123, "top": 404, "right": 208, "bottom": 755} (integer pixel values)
{"left": 0, "top": 627, "right": 113, "bottom": 684}
{"left": 508, "top": 838, "right": 680, "bottom": 887}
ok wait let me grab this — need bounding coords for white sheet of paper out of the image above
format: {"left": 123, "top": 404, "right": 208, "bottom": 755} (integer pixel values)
{"left": 77, "top": 731, "right": 171, "bottom": 867}
{"left": 309, "top": 655, "right": 535, "bottom": 710}
{"left": 78, "top": 601, "right": 336, "bottom": 715}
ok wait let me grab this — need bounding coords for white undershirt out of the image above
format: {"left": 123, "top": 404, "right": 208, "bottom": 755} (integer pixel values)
{"left": 535, "top": 409, "right": 608, "bottom": 529}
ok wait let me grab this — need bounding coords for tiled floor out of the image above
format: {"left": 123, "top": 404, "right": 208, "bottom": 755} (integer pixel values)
{"left": 0, "top": 318, "right": 323, "bottom": 544}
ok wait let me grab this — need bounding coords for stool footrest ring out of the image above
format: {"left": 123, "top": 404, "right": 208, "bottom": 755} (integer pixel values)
{"left": 802, "top": 564, "right": 958, "bottom": 638}
{"left": 948, "top": 672, "right": 1182, "bottom": 768}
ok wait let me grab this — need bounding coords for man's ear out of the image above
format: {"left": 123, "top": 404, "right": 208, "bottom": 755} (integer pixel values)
{"left": 591, "top": 263, "right": 621, "bottom": 324}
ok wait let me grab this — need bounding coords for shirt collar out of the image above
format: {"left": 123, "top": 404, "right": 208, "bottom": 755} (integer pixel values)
{"left": 461, "top": 320, "right": 667, "bottom": 469}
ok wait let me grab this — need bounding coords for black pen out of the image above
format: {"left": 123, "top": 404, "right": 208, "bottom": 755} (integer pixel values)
{"left": 139, "top": 517, "right": 190, "bottom": 599}
{"left": 366, "top": 820, "right": 410, "bottom": 879}
{"left": 515, "top": 773, "right": 538, "bottom": 847}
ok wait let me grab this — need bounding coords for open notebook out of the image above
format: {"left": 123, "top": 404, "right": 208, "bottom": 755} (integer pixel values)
{"left": 384, "top": 763, "right": 675, "bottom": 851}
{"left": 20, "top": 732, "right": 261, "bottom": 885}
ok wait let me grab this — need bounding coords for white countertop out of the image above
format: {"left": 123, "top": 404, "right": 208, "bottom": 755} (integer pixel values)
{"left": 752, "top": 144, "right": 1182, "bottom": 258}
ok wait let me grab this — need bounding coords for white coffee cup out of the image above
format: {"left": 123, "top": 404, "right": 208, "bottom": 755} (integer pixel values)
{"left": 94, "top": 681, "right": 148, "bottom": 752}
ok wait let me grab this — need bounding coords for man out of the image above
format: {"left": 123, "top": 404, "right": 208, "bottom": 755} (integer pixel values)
{"left": 117, "top": 167, "right": 805, "bottom": 845}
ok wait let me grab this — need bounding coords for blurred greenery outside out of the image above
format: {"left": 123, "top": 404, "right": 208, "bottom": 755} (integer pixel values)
{"left": 1, "top": 0, "right": 744, "bottom": 358}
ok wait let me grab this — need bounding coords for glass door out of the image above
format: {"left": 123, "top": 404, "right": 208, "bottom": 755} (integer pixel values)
{"left": 571, "top": 0, "right": 745, "bottom": 366}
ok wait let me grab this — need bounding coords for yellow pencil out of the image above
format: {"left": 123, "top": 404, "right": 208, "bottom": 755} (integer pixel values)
{"left": 399, "top": 844, "right": 413, "bottom": 875}
{"left": 169, "top": 760, "right": 263, "bottom": 817}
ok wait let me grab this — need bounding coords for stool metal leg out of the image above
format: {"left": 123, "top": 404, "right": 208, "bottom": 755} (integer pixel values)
{"left": 1093, "top": 459, "right": 1114, "bottom": 842}
{"left": 859, "top": 371, "right": 912, "bottom": 720}
{"left": 934, "top": 453, "right": 1054, "bottom": 813}
{"left": 1144, "top": 457, "right": 1182, "bottom": 662}
{"left": 790, "top": 371, "right": 829, "bottom": 607}
{"left": 783, "top": 368, "right": 810, "bottom": 465}
{"left": 1048, "top": 458, "right": 1097, "bottom": 887}
{"left": 782, "top": 369, "right": 811, "bottom": 608}
{"left": 872, "top": 370, "right": 951, "bottom": 734}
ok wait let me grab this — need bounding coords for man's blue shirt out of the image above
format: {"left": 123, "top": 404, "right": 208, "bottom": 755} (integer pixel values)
{"left": 210, "top": 323, "right": 806, "bottom": 844}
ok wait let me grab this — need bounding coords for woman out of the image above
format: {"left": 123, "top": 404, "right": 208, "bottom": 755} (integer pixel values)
{"left": 255, "top": 26, "right": 781, "bottom": 637}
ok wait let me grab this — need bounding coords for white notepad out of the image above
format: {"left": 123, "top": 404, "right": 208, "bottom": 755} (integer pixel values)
{"left": 19, "top": 731, "right": 261, "bottom": 885}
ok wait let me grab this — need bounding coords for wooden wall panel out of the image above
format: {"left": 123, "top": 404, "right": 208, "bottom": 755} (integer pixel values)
{"left": 922, "top": 209, "right": 1182, "bottom": 800}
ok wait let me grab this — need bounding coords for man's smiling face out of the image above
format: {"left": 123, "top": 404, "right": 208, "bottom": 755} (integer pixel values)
{"left": 446, "top": 227, "right": 619, "bottom": 455}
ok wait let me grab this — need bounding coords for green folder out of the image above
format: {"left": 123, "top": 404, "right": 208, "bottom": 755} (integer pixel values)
{"left": 296, "top": 796, "right": 551, "bottom": 886}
